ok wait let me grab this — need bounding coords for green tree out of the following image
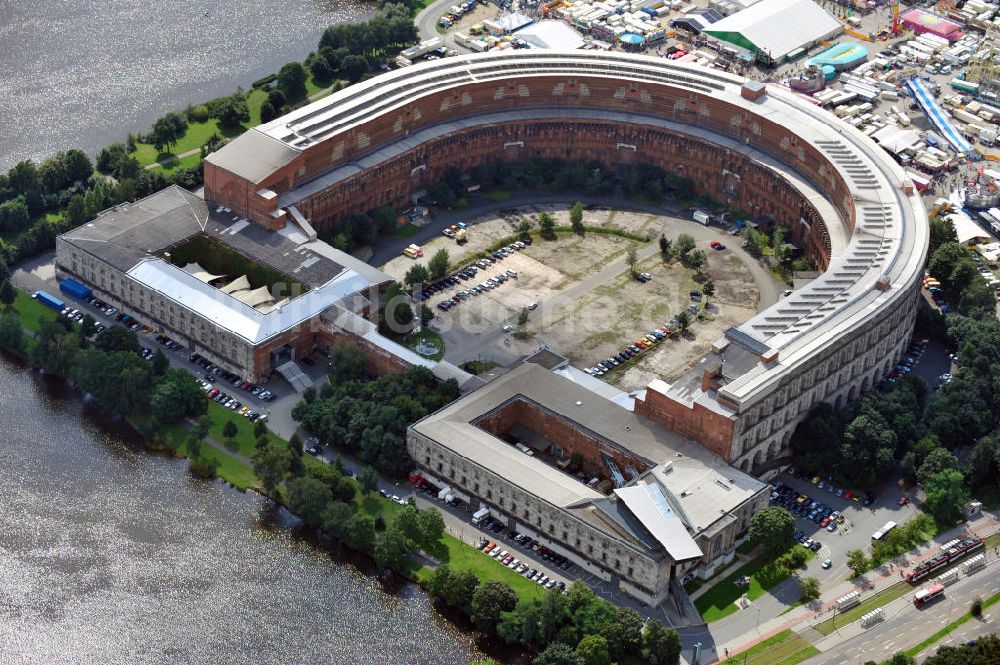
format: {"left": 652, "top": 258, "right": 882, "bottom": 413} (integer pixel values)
{"left": 538, "top": 212, "right": 556, "bottom": 239}
{"left": 534, "top": 642, "right": 585, "bottom": 665}
{"left": 0, "top": 310, "right": 25, "bottom": 354}
{"left": 150, "top": 347, "right": 169, "bottom": 376}
{"left": 358, "top": 465, "right": 379, "bottom": 494}
{"left": 66, "top": 194, "right": 86, "bottom": 226}
{"left": 702, "top": 280, "right": 716, "bottom": 302}
{"left": 675, "top": 233, "right": 696, "bottom": 257}
{"left": 625, "top": 247, "right": 638, "bottom": 277}
{"left": 686, "top": 249, "right": 707, "bottom": 271}
{"left": 928, "top": 215, "right": 958, "bottom": 256}
{"left": 884, "top": 653, "right": 915, "bottom": 665}
{"left": 0, "top": 198, "right": 29, "bottom": 232}
{"left": 924, "top": 468, "right": 969, "bottom": 523}
{"left": 374, "top": 523, "right": 411, "bottom": 571}
{"left": 216, "top": 94, "right": 249, "bottom": 128}
{"left": 404, "top": 263, "right": 430, "bottom": 285}
{"left": 917, "top": 447, "right": 958, "bottom": 484}
{"left": 517, "top": 219, "right": 532, "bottom": 240}
{"left": 929, "top": 242, "right": 977, "bottom": 293}
{"left": 971, "top": 596, "right": 983, "bottom": 618}
{"left": 846, "top": 549, "right": 869, "bottom": 577}
{"left": 320, "top": 500, "right": 353, "bottom": 541}
{"left": 575, "top": 635, "right": 611, "bottom": 665}
{"left": 278, "top": 62, "right": 308, "bottom": 99}
{"left": 677, "top": 310, "right": 691, "bottom": 333}
{"left": 95, "top": 325, "right": 139, "bottom": 353}
{"left": 285, "top": 475, "right": 333, "bottom": 526}
{"left": 799, "top": 576, "right": 820, "bottom": 602}
{"left": 428, "top": 248, "right": 450, "bottom": 280}
{"left": 417, "top": 507, "right": 445, "bottom": 548}
{"left": 659, "top": 234, "right": 671, "bottom": 257}
{"left": 222, "top": 419, "right": 238, "bottom": 448}
{"left": 341, "top": 54, "right": 369, "bottom": 82}
{"left": 470, "top": 580, "right": 518, "bottom": 634}
{"left": 0, "top": 280, "right": 14, "bottom": 308}
{"left": 569, "top": 201, "right": 584, "bottom": 234}
{"left": 251, "top": 442, "right": 292, "bottom": 496}
{"left": 643, "top": 619, "right": 681, "bottom": 665}
{"left": 394, "top": 504, "right": 423, "bottom": 544}
{"left": 72, "top": 348, "right": 153, "bottom": 416}
{"left": 601, "top": 606, "right": 644, "bottom": 656}
{"left": 256, "top": 418, "right": 270, "bottom": 439}
{"left": 344, "top": 512, "right": 376, "bottom": 552}
{"left": 79, "top": 313, "right": 97, "bottom": 338}
{"left": 748, "top": 506, "right": 794, "bottom": 558}
{"left": 30, "top": 320, "right": 78, "bottom": 375}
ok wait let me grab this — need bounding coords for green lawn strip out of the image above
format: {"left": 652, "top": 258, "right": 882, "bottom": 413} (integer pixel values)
{"left": 151, "top": 152, "right": 201, "bottom": 174}
{"left": 904, "top": 589, "right": 1000, "bottom": 657}
{"left": 247, "top": 89, "right": 267, "bottom": 126}
{"left": 722, "top": 629, "right": 818, "bottom": 665}
{"left": 415, "top": 533, "right": 546, "bottom": 602}
{"left": 13, "top": 289, "right": 60, "bottom": 333}
{"left": 132, "top": 119, "right": 238, "bottom": 166}
{"left": 813, "top": 581, "right": 911, "bottom": 635}
{"left": 984, "top": 531, "right": 1000, "bottom": 551}
{"left": 391, "top": 222, "right": 421, "bottom": 239}
{"left": 150, "top": 419, "right": 258, "bottom": 491}
{"left": 696, "top": 550, "right": 812, "bottom": 622}
{"left": 204, "top": 400, "right": 284, "bottom": 458}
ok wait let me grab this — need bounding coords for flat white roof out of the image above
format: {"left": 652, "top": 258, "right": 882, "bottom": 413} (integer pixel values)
{"left": 128, "top": 259, "right": 371, "bottom": 345}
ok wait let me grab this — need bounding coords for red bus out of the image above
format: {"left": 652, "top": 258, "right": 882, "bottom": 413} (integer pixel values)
{"left": 914, "top": 583, "right": 945, "bottom": 607}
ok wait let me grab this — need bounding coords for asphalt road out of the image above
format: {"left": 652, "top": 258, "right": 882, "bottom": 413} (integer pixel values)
{"left": 805, "top": 562, "right": 1000, "bottom": 665}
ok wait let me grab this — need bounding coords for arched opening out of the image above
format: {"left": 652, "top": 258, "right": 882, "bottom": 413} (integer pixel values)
{"left": 751, "top": 449, "right": 763, "bottom": 472}
{"left": 739, "top": 458, "right": 751, "bottom": 473}
{"left": 767, "top": 440, "right": 780, "bottom": 461}
{"left": 862, "top": 375, "right": 872, "bottom": 392}
{"left": 848, "top": 384, "right": 859, "bottom": 402}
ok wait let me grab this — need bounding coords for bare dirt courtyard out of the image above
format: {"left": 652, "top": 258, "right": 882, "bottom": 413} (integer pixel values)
{"left": 379, "top": 203, "right": 774, "bottom": 388}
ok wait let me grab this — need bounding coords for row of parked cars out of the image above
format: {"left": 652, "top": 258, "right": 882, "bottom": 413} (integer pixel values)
{"left": 885, "top": 338, "right": 928, "bottom": 383}
{"left": 584, "top": 313, "right": 692, "bottom": 377}
{"left": 770, "top": 482, "right": 843, "bottom": 540}
{"left": 191, "top": 353, "right": 275, "bottom": 401}
{"left": 61, "top": 304, "right": 106, "bottom": 333}
{"left": 207, "top": 386, "right": 269, "bottom": 422}
{"left": 429, "top": 243, "right": 529, "bottom": 311}
{"left": 477, "top": 539, "right": 568, "bottom": 591}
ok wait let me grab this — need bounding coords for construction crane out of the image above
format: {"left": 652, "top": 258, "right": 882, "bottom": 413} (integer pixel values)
{"left": 893, "top": 0, "right": 901, "bottom": 35}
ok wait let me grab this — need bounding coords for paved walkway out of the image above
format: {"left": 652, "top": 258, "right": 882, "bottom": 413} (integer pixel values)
{"left": 688, "top": 552, "right": 754, "bottom": 602}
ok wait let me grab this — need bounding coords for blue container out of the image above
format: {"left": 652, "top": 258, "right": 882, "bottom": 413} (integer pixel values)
{"left": 35, "top": 290, "right": 65, "bottom": 312}
{"left": 59, "top": 278, "right": 91, "bottom": 300}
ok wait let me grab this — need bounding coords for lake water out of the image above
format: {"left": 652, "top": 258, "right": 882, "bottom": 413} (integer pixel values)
{"left": 0, "top": 357, "right": 492, "bottom": 664}
{"left": 0, "top": 0, "right": 368, "bottom": 170}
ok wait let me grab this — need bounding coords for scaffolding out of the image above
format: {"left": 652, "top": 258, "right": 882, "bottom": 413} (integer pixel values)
{"left": 966, "top": 29, "right": 1000, "bottom": 98}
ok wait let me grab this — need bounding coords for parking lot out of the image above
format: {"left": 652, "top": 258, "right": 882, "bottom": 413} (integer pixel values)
{"left": 770, "top": 468, "right": 919, "bottom": 586}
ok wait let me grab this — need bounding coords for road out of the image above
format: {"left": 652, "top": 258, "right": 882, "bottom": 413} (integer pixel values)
{"left": 804, "top": 560, "right": 1000, "bottom": 665}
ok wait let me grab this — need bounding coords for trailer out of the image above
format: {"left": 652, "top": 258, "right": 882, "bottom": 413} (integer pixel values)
{"left": 59, "top": 278, "right": 92, "bottom": 301}
{"left": 34, "top": 290, "right": 65, "bottom": 313}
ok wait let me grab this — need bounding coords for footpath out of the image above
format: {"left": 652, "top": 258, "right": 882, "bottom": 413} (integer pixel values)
{"left": 707, "top": 512, "right": 1000, "bottom": 663}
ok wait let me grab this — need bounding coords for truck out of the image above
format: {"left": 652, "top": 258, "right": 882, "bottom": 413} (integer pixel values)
{"left": 34, "top": 290, "right": 65, "bottom": 313}
{"left": 59, "top": 278, "right": 91, "bottom": 301}
{"left": 455, "top": 228, "right": 468, "bottom": 244}
{"left": 471, "top": 507, "right": 491, "bottom": 525}
{"left": 401, "top": 37, "right": 444, "bottom": 62}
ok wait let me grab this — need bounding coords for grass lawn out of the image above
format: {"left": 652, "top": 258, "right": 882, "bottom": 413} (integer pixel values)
{"left": 813, "top": 582, "right": 910, "bottom": 635}
{"left": 723, "top": 629, "right": 819, "bottom": 665}
{"left": 391, "top": 222, "right": 421, "bottom": 240}
{"left": 155, "top": 419, "right": 259, "bottom": 491}
{"left": 416, "top": 533, "right": 546, "bottom": 603}
{"left": 151, "top": 152, "right": 202, "bottom": 174}
{"left": 204, "top": 400, "right": 285, "bottom": 458}
{"left": 131, "top": 119, "right": 241, "bottom": 166}
{"left": 984, "top": 530, "right": 1000, "bottom": 551}
{"left": 695, "top": 549, "right": 812, "bottom": 622}
{"left": 247, "top": 88, "right": 267, "bottom": 126}
{"left": 13, "top": 288, "right": 60, "bottom": 333}
{"left": 481, "top": 187, "right": 512, "bottom": 202}
{"left": 407, "top": 329, "right": 445, "bottom": 361}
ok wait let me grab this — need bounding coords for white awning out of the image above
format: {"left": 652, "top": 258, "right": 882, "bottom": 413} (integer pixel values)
{"left": 220, "top": 274, "right": 251, "bottom": 294}
{"left": 615, "top": 484, "right": 703, "bottom": 561}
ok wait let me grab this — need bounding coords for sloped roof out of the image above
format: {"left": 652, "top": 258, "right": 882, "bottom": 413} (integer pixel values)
{"left": 704, "top": 0, "right": 842, "bottom": 58}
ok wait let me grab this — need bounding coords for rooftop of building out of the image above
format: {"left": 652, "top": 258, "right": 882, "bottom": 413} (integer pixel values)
{"left": 59, "top": 186, "right": 392, "bottom": 345}
{"left": 411, "top": 363, "right": 766, "bottom": 558}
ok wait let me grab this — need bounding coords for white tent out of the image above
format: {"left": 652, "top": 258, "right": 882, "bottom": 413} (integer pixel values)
{"left": 181, "top": 262, "right": 225, "bottom": 284}
{"left": 233, "top": 285, "right": 276, "bottom": 308}
{"left": 220, "top": 274, "right": 251, "bottom": 294}
{"left": 703, "top": 0, "right": 842, "bottom": 61}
